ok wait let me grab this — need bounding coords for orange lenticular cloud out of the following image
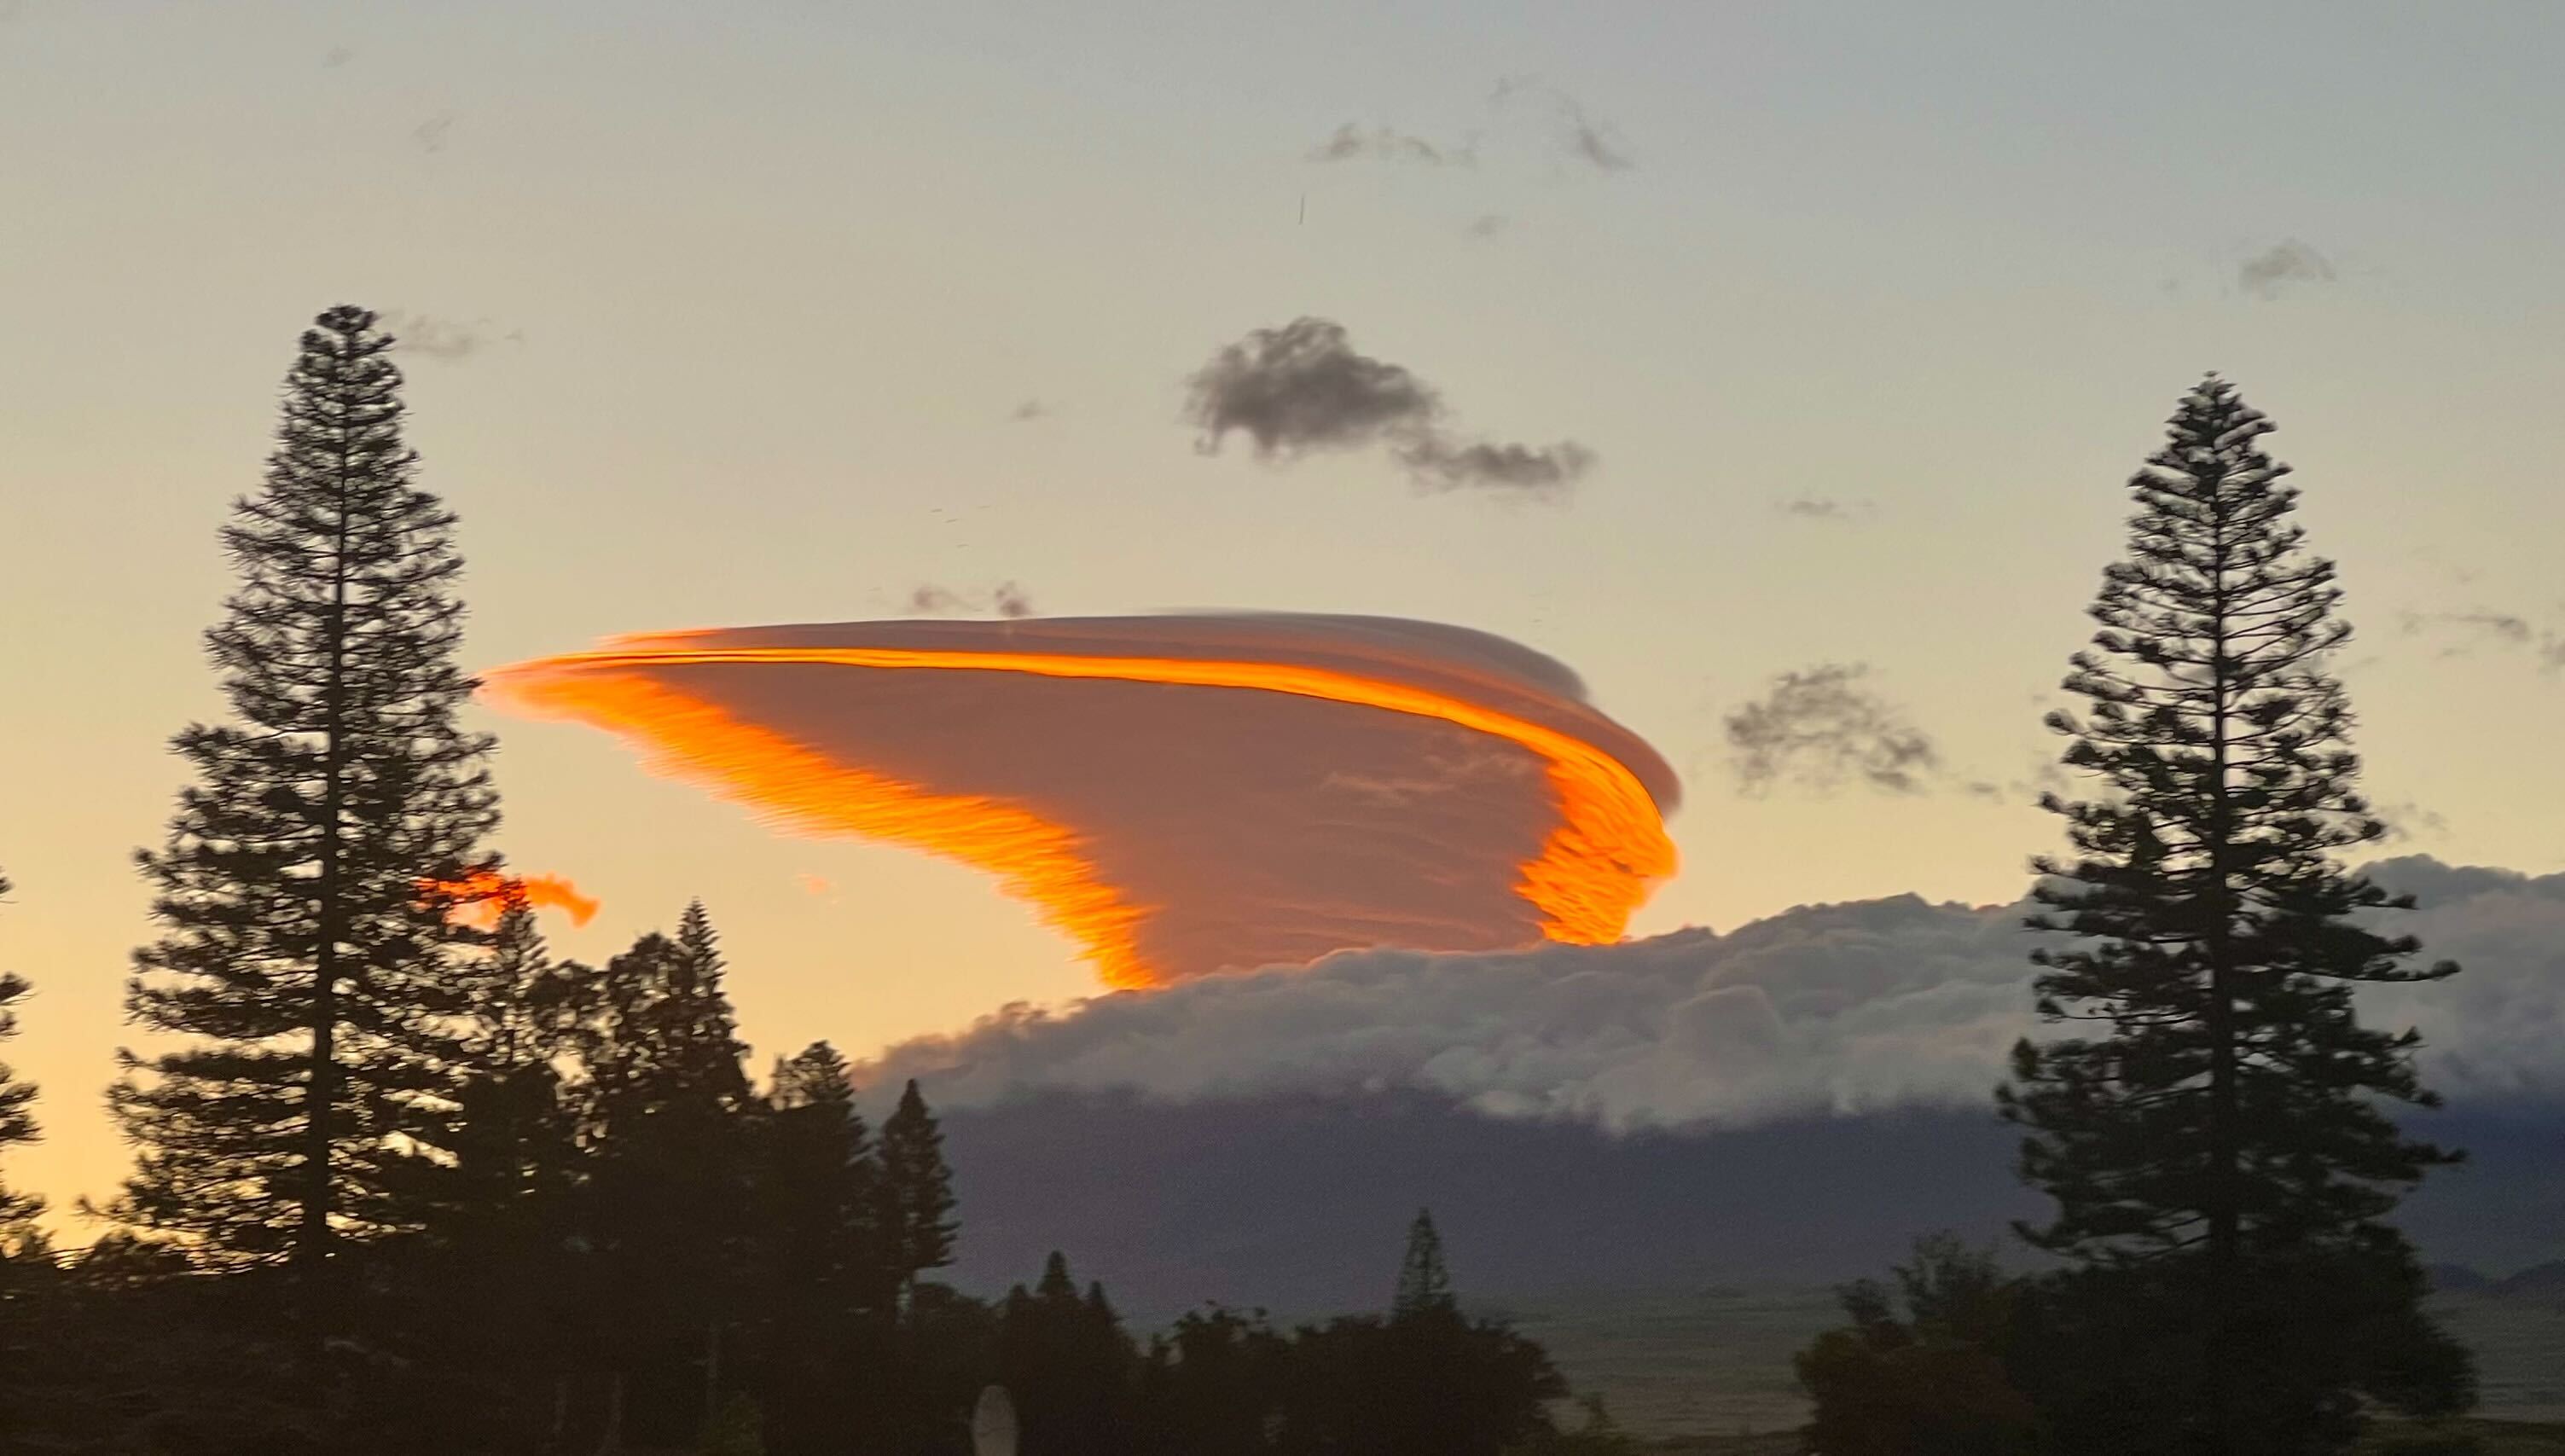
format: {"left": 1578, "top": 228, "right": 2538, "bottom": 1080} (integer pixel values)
{"left": 423, "top": 869, "right": 601, "bottom": 928}
{"left": 481, "top": 614, "right": 1679, "bottom": 988}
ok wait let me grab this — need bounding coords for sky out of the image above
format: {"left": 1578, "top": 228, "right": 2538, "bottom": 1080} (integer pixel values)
{"left": 3, "top": 0, "right": 2563, "bottom": 1227}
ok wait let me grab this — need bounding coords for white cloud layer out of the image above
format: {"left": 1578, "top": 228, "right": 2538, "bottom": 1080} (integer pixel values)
{"left": 859, "top": 857, "right": 2565, "bottom": 1129}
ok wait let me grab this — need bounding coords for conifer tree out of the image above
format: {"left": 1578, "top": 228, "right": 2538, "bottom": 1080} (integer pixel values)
{"left": 1999, "top": 375, "right": 2473, "bottom": 1451}
{"left": 996, "top": 1252, "right": 1137, "bottom": 1456}
{"left": 0, "top": 867, "right": 42, "bottom": 1242}
{"left": 756, "top": 1041, "right": 882, "bottom": 1452}
{"left": 877, "top": 1077, "right": 958, "bottom": 1312}
{"left": 1391, "top": 1209, "right": 1454, "bottom": 1320}
{"left": 566, "top": 913, "right": 758, "bottom": 1448}
{"left": 760, "top": 1041, "right": 876, "bottom": 1300}
{"left": 111, "top": 305, "right": 499, "bottom": 1282}
{"left": 444, "top": 897, "right": 581, "bottom": 1253}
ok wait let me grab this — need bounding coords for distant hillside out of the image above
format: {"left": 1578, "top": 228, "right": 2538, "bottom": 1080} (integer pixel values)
{"left": 2497, "top": 1261, "right": 2565, "bottom": 1301}
{"left": 2432, "top": 1262, "right": 2495, "bottom": 1294}
{"left": 937, "top": 1089, "right": 2565, "bottom": 1318}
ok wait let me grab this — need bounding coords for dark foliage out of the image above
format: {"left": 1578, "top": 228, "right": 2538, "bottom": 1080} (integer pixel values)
{"left": 1394, "top": 1207, "right": 1454, "bottom": 1318}
{"left": 1794, "top": 1233, "right": 2041, "bottom": 1456}
{"left": 111, "top": 306, "right": 500, "bottom": 1285}
{"left": 0, "top": 864, "right": 40, "bottom": 1241}
{"left": 996, "top": 1251, "right": 1141, "bottom": 1454}
{"left": 880, "top": 1076, "right": 961, "bottom": 1312}
{"left": 1999, "top": 376, "right": 2474, "bottom": 1452}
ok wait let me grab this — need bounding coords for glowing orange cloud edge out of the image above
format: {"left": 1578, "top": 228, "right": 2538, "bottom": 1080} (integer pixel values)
{"left": 423, "top": 869, "right": 601, "bottom": 928}
{"left": 482, "top": 639, "right": 1676, "bottom": 988}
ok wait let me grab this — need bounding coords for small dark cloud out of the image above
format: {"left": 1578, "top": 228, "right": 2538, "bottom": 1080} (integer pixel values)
{"left": 323, "top": 44, "right": 356, "bottom": 67}
{"left": 907, "top": 582, "right": 1037, "bottom": 619}
{"left": 2238, "top": 240, "right": 2334, "bottom": 299}
{"left": 1182, "top": 316, "right": 1593, "bottom": 497}
{"left": 1558, "top": 101, "right": 1634, "bottom": 171}
{"left": 1184, "top": 318, "right": 1436, "bottom": 458}
{"left": 1465, "top": 214, "right": 1511, "bottom": 241}
{"left": 1490, "top": 75, "right": 1634, "bottom": 171}
{"left": 2404, "top": 610, "right": 2565, "bottom": 672}
{"left": 1775, "top": 497, "right": 1874, "bottom": 523}
{"left": 380, "top": 311, "right": 519, "bottom": 363}
{"left": 2447, "top": 611, "right": 2535, "bottom": 646}
{"left": 1725, "top": 664, "right": 1941, "bottom": 796}
{"left": 412, "top": 113, "right": 455, "bottom": 154}
{"left": 2375, "top": 798, "right": 2452, "bottom": 844}
{"left": 1306, "top": 123, "right": 1470, "bottom": 167}
{"left": 1397, "top": 438, "right": 1593, "bottom": 496}
{"left": 1007, "top": 399, "right": 1050, "bottom": 423}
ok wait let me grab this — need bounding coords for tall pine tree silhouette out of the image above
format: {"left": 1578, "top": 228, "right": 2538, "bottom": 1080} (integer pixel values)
{"left": 0, "top": 866, "right": 41, "bottom": 1241}
{"left": 1391, "top": 1209, "right": 1454, "bottom": 1320}
{"left": 878, "top": 1077, "right": 958, "bottom": 1314}
{"left": 112, "top": 307, "right": 498, "bottom": 1293}
{"left": 2000, "top": 375, "right": 2471, "bottom": 1452}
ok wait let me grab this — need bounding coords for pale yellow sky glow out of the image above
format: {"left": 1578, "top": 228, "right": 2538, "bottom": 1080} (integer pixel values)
{"left": 3, "top": 0, "right": 2562, "bottom": 1229}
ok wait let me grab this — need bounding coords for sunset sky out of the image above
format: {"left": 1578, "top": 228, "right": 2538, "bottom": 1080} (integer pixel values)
{"left": 4, "top": 0, "right": 2562, "bottom": 1226}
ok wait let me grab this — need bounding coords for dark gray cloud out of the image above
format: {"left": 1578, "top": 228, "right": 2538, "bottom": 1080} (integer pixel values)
{"left": 411, "top": 113, "right": 455, "bottom": 154}
{"left": 1558, "top": 99, "right": 1634, "bottom": 171}
{"left": 1182, "top": 317, "right": 1593, "bottom": 496}
{"left": 1490, "top": 75, "right": 1634, "bottom": 171}
{"left": 1775, "top": 497, "right": 1873, "bottom": 522}
{"left": 1397, "top": 438, "right": 1594, "bottom": 496}
{"left": 1725, "top": 664, "right": 1941, "bottom": 795}
{"left": 380, "top": 311, "right": 519, "bottom": 362}
{"left": 323, "top": 44, "right": 355, "bottom": 67}
{"left": 1465, "top": 213, "right": 1511, "bottom": 241}
{"left": 906, "top": 582, "right": 1037, "bottom": 618}
{"left": 1007, "top": 398, "right": 1049, "bottom": 423}
{"left": 1306, "top": 123, "right": 1471, "bottom": 166}
{"left": 2238, "top": 240, "right": 2335, "bottom": 299}
{"left": 2375, "top": 798, "right": 2452, "bottom": 844}
{"left": 1184, "top": 318, "right": 1438, "bottom": 457}
{"left": 2403, "top": 609, "right": 2565, "bottom": 672}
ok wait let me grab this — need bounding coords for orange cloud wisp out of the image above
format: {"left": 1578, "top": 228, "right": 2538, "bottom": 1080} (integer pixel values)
{"left": 484, "top": 640, "right": 1675, "bottom": 986}
{"left": 421, "top": 869, "right": 601, "bottom": 927}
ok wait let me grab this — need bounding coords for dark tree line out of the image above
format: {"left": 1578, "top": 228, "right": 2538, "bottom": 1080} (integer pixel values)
{"left": 988, "top": 1212, "right": 1572, "bottom": 1456}
{"left": 0, "top": 308, "right": 1588, "bottom": 1456}
{"left": 0, "top": 865, "right": 38, "bottom": 1248}
{"left": 1797, "top": 379, "right": 2475, "bottom": 1455}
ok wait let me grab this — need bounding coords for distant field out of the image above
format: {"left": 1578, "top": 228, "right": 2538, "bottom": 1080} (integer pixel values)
{"left": 1632, "top": 1428, "right": 2565, "bottom": 1456}
{"left": 1501, "top": 1286, "right": 2565, "bottom": 1441}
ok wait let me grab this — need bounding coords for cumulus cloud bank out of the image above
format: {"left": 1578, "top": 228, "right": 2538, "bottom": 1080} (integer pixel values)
{"left": 485, "top": 613, "right": 1678, "bottom": 989}
{"left": 861, "top": 857, "right": 2565, "bottom": 1131}
{"left": 1183, "top": 317, "right": 1595, "bottom": 496}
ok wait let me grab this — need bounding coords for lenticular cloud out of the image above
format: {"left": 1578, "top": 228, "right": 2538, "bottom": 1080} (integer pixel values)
{"left": 482, "top": 614, "right": 1680, "bottom": 987}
